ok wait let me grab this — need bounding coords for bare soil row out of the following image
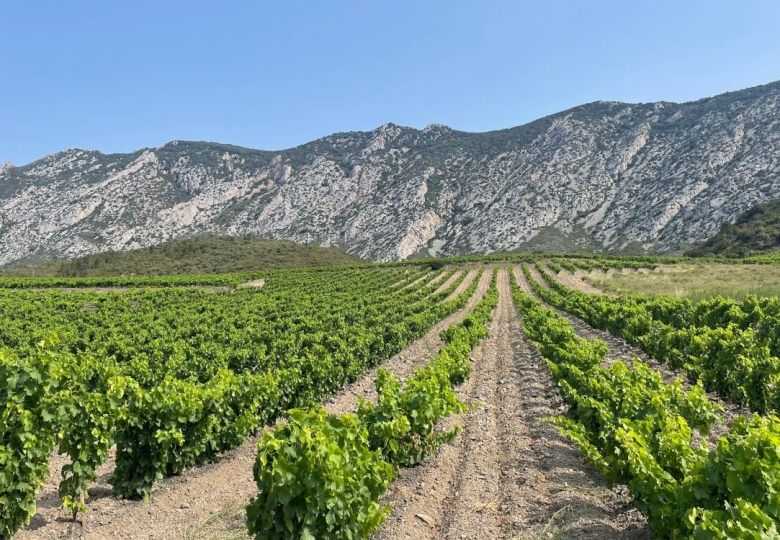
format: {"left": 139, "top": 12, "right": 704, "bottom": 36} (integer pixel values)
{"left": 374, "top": 269, "right": 650, "bottom": 540}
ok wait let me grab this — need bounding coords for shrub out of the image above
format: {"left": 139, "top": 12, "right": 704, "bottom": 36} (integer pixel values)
{"left": 246, "top": 407, "right": 394, "bottom": 540}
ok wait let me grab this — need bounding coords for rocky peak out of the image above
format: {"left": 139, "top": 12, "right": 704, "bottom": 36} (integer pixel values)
{"left": 423, "top": 123, "right": 452, "bottom": 132}
{"left": 1, "top": 80, "right": 779, "bottom": 264}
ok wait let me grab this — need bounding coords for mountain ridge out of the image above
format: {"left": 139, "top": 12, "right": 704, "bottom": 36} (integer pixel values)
{"left": 2, "top": 79, "right": 779, "bottom": 263}
{"left": 13, "top": 78, "right": 780, "bottom": 168}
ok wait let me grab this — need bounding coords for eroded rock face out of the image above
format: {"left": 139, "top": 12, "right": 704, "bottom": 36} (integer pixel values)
{"left": 2, "top": 81, "right": 780, "bottom": 264}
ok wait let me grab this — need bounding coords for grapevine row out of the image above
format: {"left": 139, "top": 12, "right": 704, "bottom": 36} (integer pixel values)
{"left": 583, "top": 287, "right": 780, "bottom": 361}
{"left": 245, "top": 269, "right": 500, "bottom": 538}
{"left": 531, "top": 264, "right": 780, "bottom": 415}
{"left": 510, "top": 268, "right": 780, "bottom": 538}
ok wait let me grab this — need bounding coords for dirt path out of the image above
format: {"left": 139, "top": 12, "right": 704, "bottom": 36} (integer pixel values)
{"left": 374, "top": 268, "right": 650, "bottom": 540}
{"left": 20, "top": 269, "right": 489, "bottom": 540}
{"left": 426, "top": 269, "right": 448, "bottom": 286}
{"left": 323, "top": 268, "right": 491, "bottom": 414}
{"left": 236, "top": 279, "right": 265, "bottom": 289}
{"left": 526, "top": 264, "right": 550, "bottom": 291}
{"left": 514, "top": 267, "right": 748, "bottom": 446}
{"left": 514, "top": 266, "right": 534, "bottom": 295}
{"left": 517, "top": 266, "right": 669, "bottom": 370}
{"left": 441, "top": 267, "right": 478, "bottom": 303}
{"left": 552, "top": 268, "right": 607, "bottom": 295}
{"left": 432, "top": 270, "right": 464, "bottom": 296}
{"left": 400, "top": 271, "right": 434, "bottom": 290}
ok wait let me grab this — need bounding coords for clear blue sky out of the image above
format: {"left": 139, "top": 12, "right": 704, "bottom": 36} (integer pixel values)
{"left": 2, "top": 0, "right": 779, "bottom": 166}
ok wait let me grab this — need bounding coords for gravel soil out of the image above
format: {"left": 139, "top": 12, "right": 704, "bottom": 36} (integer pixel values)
{"left": 19, "top": 265, "right": 672, "bottom": 540}
{"left": 442, "top": 268, "right": 478, "bottom": 303}
{"left": 322, "top": 268, "right": 491, "bottom": 415}
{"left": 374, "top": 268, "right": 651, "bottom": 540}
{"left": 432, "top": 270, "right": 464, "bottom": 296}
{"left": 236, "top": 279, "right": 265, "bottom": 289}
{"left": 553, "top": 269, "right": 607, "bottom": 295}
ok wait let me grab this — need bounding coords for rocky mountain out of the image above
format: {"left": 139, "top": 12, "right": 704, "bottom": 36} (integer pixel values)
{"left": 2, "top": 80, "right": 779, "bottom": 264}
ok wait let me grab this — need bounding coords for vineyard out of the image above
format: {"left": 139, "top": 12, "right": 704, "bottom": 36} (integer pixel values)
{"left": 3, "top": 257, "right": 780, "bottom": 539}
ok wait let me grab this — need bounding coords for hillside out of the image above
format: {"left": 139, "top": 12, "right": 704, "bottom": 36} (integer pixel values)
{"left": 1, "top": 80, "right": 779, "bottom": 263}
{"left": 7, "top": 235, "right": 362, "bottom": 277}
{"left": 686, "top": 198, "right": 780, "bottom": 258}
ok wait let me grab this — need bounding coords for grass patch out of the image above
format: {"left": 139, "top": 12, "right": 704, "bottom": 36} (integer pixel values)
{"left": 584, "top": 263, "right": 780, "bottom": 301}
{"left": 187, "top": 501, "right": 250, "bottom": 540}
{"left": 514, "top": 506, "right": 576, "bottom": 539}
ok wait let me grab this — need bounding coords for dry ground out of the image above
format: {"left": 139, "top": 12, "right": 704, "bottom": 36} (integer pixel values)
{"left": 583, "top": 263, "right": 780, "bottom": 300}
{"left": 374, "top": 269, "right": 650, "bottom": 540}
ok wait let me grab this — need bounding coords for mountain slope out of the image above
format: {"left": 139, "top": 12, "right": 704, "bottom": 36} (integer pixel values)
{"left": 8, "top": 236, "right": 362, "bottom": 277}
{"left": 686, "top": 198, "right": 780, "bottom": 258}
{"left": 2, "top": 80, "right": 779, "bottom": 263}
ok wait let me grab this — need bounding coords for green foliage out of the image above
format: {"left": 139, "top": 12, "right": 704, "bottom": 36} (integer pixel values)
{"left": 531, "top": 264, "right": 780, "bottom": 416}
{"left": 356, "top": 370, "right": 413, "bottom": 465}
{"left": 358, "top": 270, "right": 498, "bottom": 467}
{"left": 513, "top": 267, "right": 780, "bottom": 539}
{"left": 687, "top": 499, "right": 779, "bottom": 539}
{"left": 8, "top": 235, "right": 363, "bottom": 278}
{"left": 0, "top": 264, "right": 487, "bottom": 535}
{"left": 681, "top": 414, "right": 780, "bottom": 529}
{"left": 246, "top": 268, "right": 499, "bottom": 538}
{"left": 0, "top": 347, "right": 60, "bottom": 538}
{"left": 246, "top": 408, "right": 394, "bottom": 540}
{"left": 111, "top": 370, "right": 276, "bottom": 499}
{"left": 358, "top": 364, "right": 465, "bottom": 468}
{"left": 509, "top": 266, "right": 780, "bottom": 538}
{"left": 56, "top": 362, "right": 137, "bottom": 515}
{"left": 688, "top": 198, "right": 780, "bottom": 258}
